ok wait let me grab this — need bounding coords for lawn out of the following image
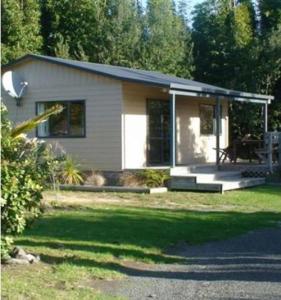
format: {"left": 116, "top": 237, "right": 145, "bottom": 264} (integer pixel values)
{"left": 2, "top": 185, "right": 281, "bottom": 299}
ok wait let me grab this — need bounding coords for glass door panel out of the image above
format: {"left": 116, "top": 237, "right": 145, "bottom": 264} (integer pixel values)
{"left": 147, "top": 100, "right": 170, "bottom": 165}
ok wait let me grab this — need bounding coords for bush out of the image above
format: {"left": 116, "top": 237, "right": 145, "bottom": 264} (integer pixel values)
{"left": 1, "top": 104, "right": 60, "bottom": 259}
{"left": 136, "top": 169, "right": 170, "bottom": 188}
{"left": 119, "top": 171, "right": 144, "bottom": 187}
{"left": 84, "top": 170, "right": 106, "bottom": 186}
{"left": 58, "top": 155, "right": 84, "bottom": 185}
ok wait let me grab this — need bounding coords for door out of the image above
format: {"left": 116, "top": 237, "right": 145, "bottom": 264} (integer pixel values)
{"left": 147, "top": 100, "right": 170, "bottom": 165}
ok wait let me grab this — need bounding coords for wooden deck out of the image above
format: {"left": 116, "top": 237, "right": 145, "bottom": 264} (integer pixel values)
{"left": 169, "top": 165, "right": 266, "bottom": 193}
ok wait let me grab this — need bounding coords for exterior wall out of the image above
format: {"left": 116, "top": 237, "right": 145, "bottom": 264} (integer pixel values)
{"left": 122, "top": 82, "right": 229, "bottom": 168}
{"left": 122, "top": 82, "right": 168, "bottom": 169}
{"left": 176, "top": 96, "right": 229, "bottom": 164}
{"left": 2, "top": 60, "right": 123, "bottom": 171}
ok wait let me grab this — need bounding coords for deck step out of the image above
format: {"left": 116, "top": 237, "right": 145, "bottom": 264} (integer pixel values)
{"left": 169, "top": 176, "right": 265, "bottom": 193}
{"left": 190, "top": 171, "right": 241, "bottom": 181}
{"left": 171, "top": 169, "right": 241, "bottom": 181}
{"left": 170, "top": 165, "right": 217, "bottom": 176}
{"left": 216, "top": 177, "right": 266, "bottom": 191}
{"left": 169, "top": 181, "right": 223, "bottom": 192}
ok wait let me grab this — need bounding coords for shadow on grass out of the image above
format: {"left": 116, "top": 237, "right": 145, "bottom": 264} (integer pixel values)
{"left": 34, "top": 246, "right": 281, "bottom": 283}
{"left": 17, "top": 207, "right": 281, "bottom": 282}
{"left": 22, "top": 208, "right": 281, "bottom": 246}
{"left": 18, "top": 239, "right": 183, "bottom": 264}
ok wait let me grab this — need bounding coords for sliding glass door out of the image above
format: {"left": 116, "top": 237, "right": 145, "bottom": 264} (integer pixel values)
{"left": 147, "top": 100, "right": 170, "bottom": 165}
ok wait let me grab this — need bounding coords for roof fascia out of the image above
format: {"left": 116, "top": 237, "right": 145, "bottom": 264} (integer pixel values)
{"left": 2, "top": 54, "right": 33, "bottom": 70}
{"left": 170, "top": 83, "right": 274, "bottom": 102}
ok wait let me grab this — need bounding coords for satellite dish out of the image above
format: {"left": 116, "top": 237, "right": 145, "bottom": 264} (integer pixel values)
{"left": 2, "top": 71, "right": 28, "bottom": 106}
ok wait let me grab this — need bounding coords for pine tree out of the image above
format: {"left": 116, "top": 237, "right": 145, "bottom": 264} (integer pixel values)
{"left": 101, "top": 0, "right": 143, "bottom": 67}
{"left": 40, "top": 0, "right": 105, "bottom": 62}
{"left": 258, "top": 0, "right": 281, "bottom": 35}
{"left": 141, "top": 0, "right": 193, "bottom": 77}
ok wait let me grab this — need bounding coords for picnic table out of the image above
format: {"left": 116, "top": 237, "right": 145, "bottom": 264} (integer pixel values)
{"left": 233, "top": 139, "right": 263, "bottom": 163}
{"left": 215, "top": 139, "right": 263, "bottom": 163}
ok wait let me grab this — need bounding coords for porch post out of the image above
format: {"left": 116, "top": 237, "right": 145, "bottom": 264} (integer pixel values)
{"left": 264, "top": 102, "right": 268, "bottom": 134}
{"left": 216, "top": 96, "right": 221, "bottom": 168}
{"left": 170, "top": 93, "right": 176, "bottom": 167}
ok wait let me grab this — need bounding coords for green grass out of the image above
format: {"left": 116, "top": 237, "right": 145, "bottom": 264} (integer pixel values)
{"left": 2, "top": 185, "right": 281, "bottom": 299}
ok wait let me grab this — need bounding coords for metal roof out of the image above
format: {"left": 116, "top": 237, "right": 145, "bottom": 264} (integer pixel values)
{"left": 3, "top": 54, "right": 274, "bottom": 102}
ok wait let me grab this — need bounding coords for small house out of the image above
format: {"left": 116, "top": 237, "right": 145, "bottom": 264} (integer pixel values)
{"left": 2, "top": 54, "right": 273, "bottom": 176}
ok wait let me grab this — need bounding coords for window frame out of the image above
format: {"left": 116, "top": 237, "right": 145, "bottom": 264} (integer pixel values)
{"left": 199, "top": 104, "right": 223, "bottom": 136}
{"left": 35, "top": 99, "right": 86, "bottom": 138}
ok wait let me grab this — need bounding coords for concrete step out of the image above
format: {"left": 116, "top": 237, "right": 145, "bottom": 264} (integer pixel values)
{"left": 169, "top": 176, "right": 265, "bottom": 193}
{"left": 192, "top": 171, "right": 241, "bottom": 181}
{"left": 170, "top": 168, "right": 242, "bottom": 181}
{"left": 215, "top": 177, "right": 266, "bottom": 191}
{"left": 169, "top": 180, "right": 222, "bottom": 192}
{"left": 170, "top": 165, "right": 217, "bottom": 175}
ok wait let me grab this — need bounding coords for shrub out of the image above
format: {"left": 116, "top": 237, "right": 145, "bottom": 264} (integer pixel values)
{"left": 119, "top": 171, "right": 145, "bottom": 187}
{"left": 137, "top": 169, "right": 170, "bottom": 188}
{"left": 1, "top": 104, "right": 61, "bottom": 259}
{"left": 84, "top": 170, "right": 106, "bottom": 186}
{"left": 58, "top": 156, "right": 84, "bottom": 185}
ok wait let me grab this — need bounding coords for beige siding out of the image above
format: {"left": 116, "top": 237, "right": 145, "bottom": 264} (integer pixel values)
{"left": 122, "top": 82, "right": 229, "bottom": 168}
{"left": 2, "top": 60, "right": 123, "bottom": 171}
{"left": 122, "top": 82, "right": 169, "bottom": 168}
{"left": 176, "top": 96, "right": 229, "bottom": 164}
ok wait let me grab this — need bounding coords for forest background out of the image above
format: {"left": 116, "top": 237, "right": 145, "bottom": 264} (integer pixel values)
{"left": 2, "top": 0, "right": 281, "bottom": 138}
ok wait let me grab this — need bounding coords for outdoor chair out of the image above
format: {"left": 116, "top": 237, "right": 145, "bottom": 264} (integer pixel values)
{"left": 213, "top": 146, "right": 236, "bottom": 163}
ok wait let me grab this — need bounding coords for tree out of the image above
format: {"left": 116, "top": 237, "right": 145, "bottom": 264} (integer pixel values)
{"left": 1, "top": 0, "right": 42, "bottom": 64}
{"left": 141, "top": 0, "right": 193, "bottom": 78}
{"left": 99, "top": 0, "right": 144, "bottom": 67}
{"left": 192, "top": 0, "right": 267, "bottom": 139}
{"left": 1, "top": 104, "right": 63, "bottom": 258}
{"left": 259, "top": 0, "right": 281, "bottom": 35}
{"left": 192, "top": 0, "right": 256, "bottom": 89}
{"left": 192, "top": 0, "right": 233, "bottom": 86}
{"left": 40, "top": 0, "right": 104, "bottom": 62}
{"left": 256, "top": 24, "right": 281, "bottom": 131}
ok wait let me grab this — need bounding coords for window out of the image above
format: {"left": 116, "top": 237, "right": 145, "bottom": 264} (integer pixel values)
{"left": 36, "top": 100, "right": 85, "bottom": 137}
{"left": 200, "top": 104, "right": 222, "bottom": 135}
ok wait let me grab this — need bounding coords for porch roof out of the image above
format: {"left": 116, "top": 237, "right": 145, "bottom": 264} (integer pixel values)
{"left": 4, "top": 54, "right": 274, "bottom": 103}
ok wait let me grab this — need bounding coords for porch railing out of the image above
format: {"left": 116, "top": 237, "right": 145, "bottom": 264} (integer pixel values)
{"left": 224, "top": 132, "right": 281, "bottom": 173}
{"left": 264, "top": 132, "right": 281, "bottom": 173}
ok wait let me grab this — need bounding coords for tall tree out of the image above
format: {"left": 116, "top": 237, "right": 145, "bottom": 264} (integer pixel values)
{"left": 1, "top": 0, "right": 42, "bottom": 64}
{"left": 256, "top": 24, "right": 281, "bottom": 131}
{"left": 259, "top": 0, "right": 281, "bottom": 35}
{"left": 40, "top": 0, "right": 101, "bottom": 61}
{"left": 141, "top": 0, "right": 193, "bottom": 77}
{"left": 192, "top": 0, "right": 255, "bottom": 89}
{"left": 192, "top": 0, "right": 265, "bottom": 139}
{"left": 100, "top": 0, "right": 143, "bottom": 67}
{"left": 255, "top": 1, "right": 281, "bottom": 131}
{"left": 40, "top": 0, "right": 144, "bottom": 66}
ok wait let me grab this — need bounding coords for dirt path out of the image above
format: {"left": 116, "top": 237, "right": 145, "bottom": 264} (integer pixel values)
{"left": 95, "top": 227, "right": 281, "bottom": 300}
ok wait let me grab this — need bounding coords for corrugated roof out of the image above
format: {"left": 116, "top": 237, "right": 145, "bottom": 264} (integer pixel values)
{"left": 3, "top": 54, "right": 273, "bottom": 102}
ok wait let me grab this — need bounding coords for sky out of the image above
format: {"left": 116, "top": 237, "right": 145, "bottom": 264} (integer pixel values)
{"left": 187, "top": 0, "right": 206, "bottom": 10}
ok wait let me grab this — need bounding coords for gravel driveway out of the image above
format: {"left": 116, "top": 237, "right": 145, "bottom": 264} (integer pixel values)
{"left": 97, "top": 227, "right": 281, "bottom": 300}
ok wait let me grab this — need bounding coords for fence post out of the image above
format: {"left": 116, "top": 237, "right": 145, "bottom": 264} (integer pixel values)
{"left": 268, "top": 132, "right": 273, "bottom": 173}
